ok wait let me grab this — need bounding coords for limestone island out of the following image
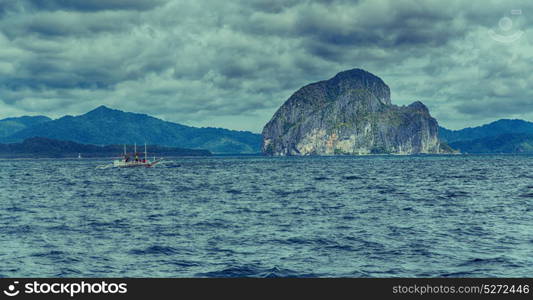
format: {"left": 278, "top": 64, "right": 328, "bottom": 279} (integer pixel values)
{"left": 262, "top": 68, "right": 456, "bottom": 156}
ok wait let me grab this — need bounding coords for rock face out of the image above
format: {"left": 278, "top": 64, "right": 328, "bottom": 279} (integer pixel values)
{"left": 262, "top": 68, "right": 448, "bottom": 156}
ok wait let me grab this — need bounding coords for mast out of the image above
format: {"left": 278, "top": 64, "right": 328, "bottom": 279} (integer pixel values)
{"left": 123, "top": 144, "right": 126, "bottom": 156}
{"left": 144, "top": 143, "right": 147, "bottom": 161}
{"left": 134, "top": 142, "right": 137, "bottom": 155}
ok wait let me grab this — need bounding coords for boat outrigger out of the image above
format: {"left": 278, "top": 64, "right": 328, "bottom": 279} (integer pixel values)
{"left": 96, "top": 143, "right": 162, "bottom": 169}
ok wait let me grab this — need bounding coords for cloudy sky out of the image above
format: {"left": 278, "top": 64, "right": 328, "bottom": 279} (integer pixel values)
{"left": 0, "top": 0, "right": 532, "bottom": 132}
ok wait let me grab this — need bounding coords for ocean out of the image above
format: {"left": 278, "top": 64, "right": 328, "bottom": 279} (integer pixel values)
{"left": 1, "top": 155, "right": 532, "bottom": 277}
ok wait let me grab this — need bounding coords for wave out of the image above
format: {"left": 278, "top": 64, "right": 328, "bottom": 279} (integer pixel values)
{"left": 196, "top": 265, "right": 320, "bottom": 278}
{"left": 519, "top": 192, "right": 533, "bottom": 198}
{"left": 458, "top": 257, "right": 519, "bottom": 268}
{"left": 226, "top": 189, "right": 243, "bottom": 194}
{"left": 129, "top": 245, "right": 180, "bottom": 256}
{"left": 343, "top": 175, "right": 363, "bottom": 180}
{"left": 56, "top": 267, "right": 83, "bottom": 277}
{"left": 31, "top": 250, "right": 65, "bottom": 257}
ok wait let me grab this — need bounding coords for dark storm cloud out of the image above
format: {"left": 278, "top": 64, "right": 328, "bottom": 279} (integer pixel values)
{"left": 1, "top": 0, "right": 532, "bottom": 131}
{"left": 16, "top": 0, "right": 167, "bottom": 12}
{"left": 28, "top": 14, "right": 134, "bottom": 37}
{"left": 456, "top": 98, "right": 533, "bottom": 117}
{"left": 245, "top": 0, "right": 301, "bottom": 13}
{"left": 239, "top": 1, "right": 462, "bottom": 46}
{"left": 0, "top": 10, "right": 140, "bottom": 39}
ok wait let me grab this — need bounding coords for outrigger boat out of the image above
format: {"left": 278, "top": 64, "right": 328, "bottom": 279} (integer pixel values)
{"left": 96, "top": 143, "right": 162, "bottom": 169}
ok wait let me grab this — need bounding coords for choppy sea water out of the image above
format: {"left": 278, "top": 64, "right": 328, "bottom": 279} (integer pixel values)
{"left": 1, "top": 155, "right": 532, "bottom": 277}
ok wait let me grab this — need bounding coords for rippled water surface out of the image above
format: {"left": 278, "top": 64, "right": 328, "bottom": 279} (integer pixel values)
{"left": 1, "top": 155, "right": 532, "bottom": 277}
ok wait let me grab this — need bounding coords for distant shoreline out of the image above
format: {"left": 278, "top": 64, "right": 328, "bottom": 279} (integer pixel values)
{"left": 0, "top": 137, "right": 212, "bottom": 158}
{"left": 3, "top": 153, "right": 533, "bottom": 160}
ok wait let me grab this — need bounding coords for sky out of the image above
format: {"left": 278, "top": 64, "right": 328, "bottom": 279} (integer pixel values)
{"left": 0, "top": 0, "right": 532, "bottom": 133}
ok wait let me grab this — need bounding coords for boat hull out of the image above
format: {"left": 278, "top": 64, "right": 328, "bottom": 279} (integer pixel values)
{"left": 113, "top": 160, "right": 161, "bottom": 168}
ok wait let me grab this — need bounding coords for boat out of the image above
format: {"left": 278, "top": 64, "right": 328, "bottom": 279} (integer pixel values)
{"left": 96, "top": 143, "right": 162, "bottom": 169}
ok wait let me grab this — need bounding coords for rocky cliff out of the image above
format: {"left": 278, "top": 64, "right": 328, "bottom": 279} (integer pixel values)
{"left": 262, "top": 68, "right": 450, "bottom": 156}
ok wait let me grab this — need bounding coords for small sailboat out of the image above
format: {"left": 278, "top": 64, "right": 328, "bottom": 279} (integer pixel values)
{"left": 96, "top": 143, "right": 162, "bottom": 169}
{"left": 78, "top": 153, "right": 82, "bottom": 159}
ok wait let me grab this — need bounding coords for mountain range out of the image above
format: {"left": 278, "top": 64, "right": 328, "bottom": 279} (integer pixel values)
{"left": 439, "top": 119, "right": 533, "bottom": 153}
{"left": 0, "top": 115, "right": 51, "bottom": 138}
{"left": 1, "top": 94, "right": 533, "bottom": 155}
{"left": 0, "top": 106, "right": 262, "bottom": 154}
{"left": 439, "top": 119, "right": 533, "bottom": 143}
